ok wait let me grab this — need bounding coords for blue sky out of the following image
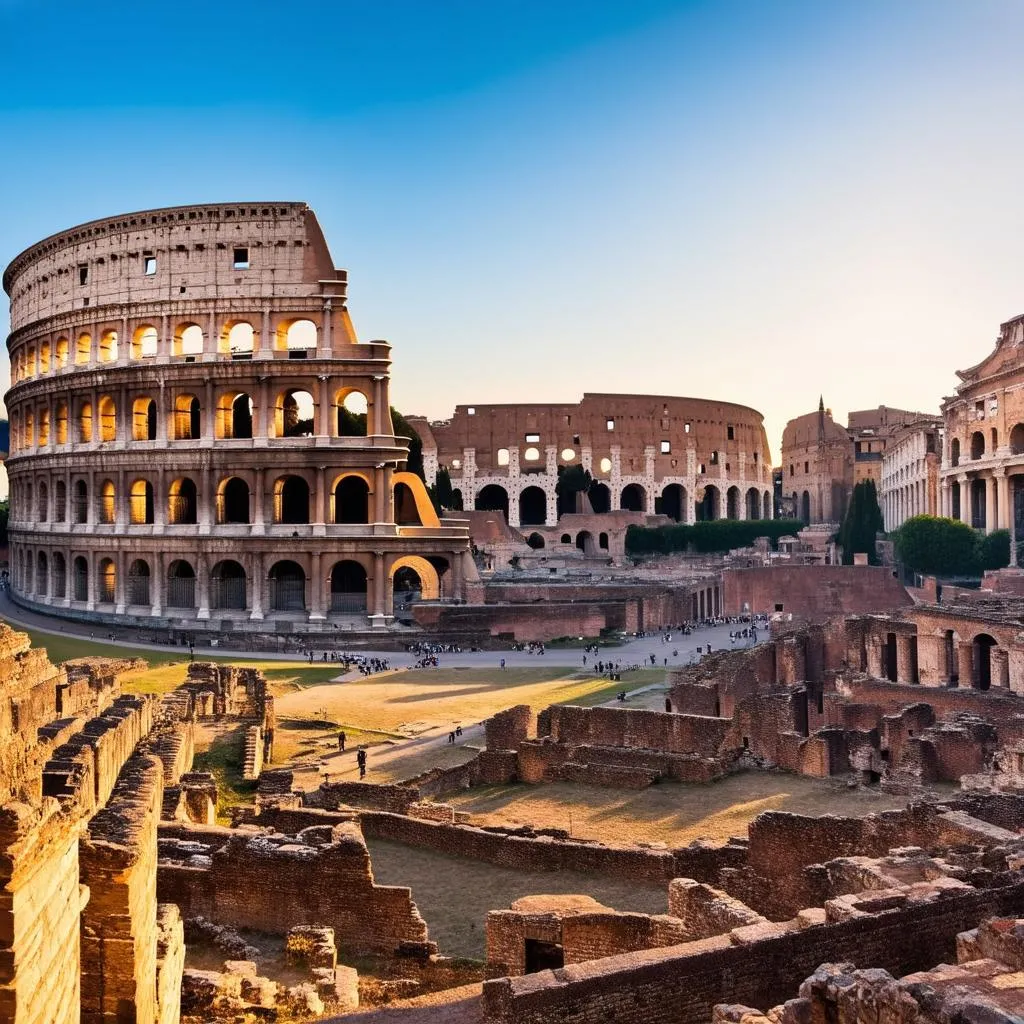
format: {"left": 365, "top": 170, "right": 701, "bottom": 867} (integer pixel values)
{"left": 3, "top": 0, "right": 1024, "bottom": 477}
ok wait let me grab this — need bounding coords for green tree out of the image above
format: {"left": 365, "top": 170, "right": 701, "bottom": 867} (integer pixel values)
{"left": 838, "top": 480, "right": 884, "bottom": 564}
{"left": 428, "top": 466, "right": 463, "bottom": 513}
{"left": 556, "top": 464, "right": 593, "bottom": 515}
{"left": 625, "top": 519, "right": 804, "bottom": 556}
{"left": 390, "top": 409, "right": 424, "bottom": 479}
{"left": 979, "top": 529, "right": 1011, "bottom": 571}
{"left": 894, "top": 515, "right": 982, "bottom": 576}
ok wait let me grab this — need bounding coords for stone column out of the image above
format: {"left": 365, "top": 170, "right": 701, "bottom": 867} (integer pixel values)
{"left": 321, "top": 299, "right": 333, "bottom": 356}
{"left": 151, "top": 553, "right": 163, "bottom": 617}
{"left": 203, "top": 379, "right": 215, "bottom": 446}
{"left": 258, "top": 308, "right": 272, "bottom": 358}
{"left": 317, "top": 376, "right": 331, "bottom": 437}
{"left": 993, "top": 647, "right": 1011, "bottom": 689}
{"left": 896, "top": 634, "right": 913, "bottom": 684}
{"left": 196, "top": 553, "right": 210, "bottom": 620}
{"left": 314, "top": 466, "right": 327, "bottom": 535}
{"left": 996, "top": 471, "right": 1010, "bottom": 530}
{"left": 369, "top": 551, "right": 387, "bottom": 627}
{"left": 252, "top": 468, "right": 265, "bottom": 534}
{"left": 255, "top": 379, "right": 270, "bottom": 442}
{"left": 309, "top": 551, "right": 325, "bottom": 621}
{"left": 958, "top": 640, "right": 974, "bottom": 689}
{"left": 249, "top": 553, "right": 264, "bottom": 620}
{"left": 985, "top": 474, "right": 997, "bottom": 533}
{"left": 866, "top": 638, "right": 883, "bottom": 678}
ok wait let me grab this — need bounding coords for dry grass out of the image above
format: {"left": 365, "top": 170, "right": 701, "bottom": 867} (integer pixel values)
{"left": 447, "top": 772, "right": 910, "bottom": 848}
{"left": 365, "top": 838, "right": 667, "bottom": 959}
{"left": 274, "top": 667, "right": 663, "bottom": 737}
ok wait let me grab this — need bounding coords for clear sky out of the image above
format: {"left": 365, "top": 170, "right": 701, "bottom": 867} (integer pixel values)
{"left": 3, "top": 0, "right": 1024, "bottom": 483}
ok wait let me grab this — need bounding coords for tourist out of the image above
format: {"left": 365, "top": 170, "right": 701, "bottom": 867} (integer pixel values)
{"left": 356, "top": 748, "right": 367, "bottom": 779}
{"left": 337, "top": 730, "right": 346, "bottom": 752}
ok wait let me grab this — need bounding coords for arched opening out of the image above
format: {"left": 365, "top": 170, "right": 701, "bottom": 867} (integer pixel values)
{"left": 280, "top": 319, "right": 318, "bottom": 357}
{"left": 98, "top": 395, "right": 116, "bottom": 442}
{"left": 75, "top": 333, "right": 91, "bottom": 365}
{"left": 726, "top": 486, "right": 740, "bottom": 520}
{"left": 166, "top": 560, "right": 196, "bottom": 609}
{"left": 520, "top": 486, "right": 548, "bottom": 526}
{"left": 620, "top": 483, "right": 646, "bottom": 512}
{"left": 216, "top": 393, "right": 253, "bottom": 439}
{"left": 97, "top": 558, "right": 116, "bottom": 603}
{"left": 210, "top": 560, "right": 247, "bottom": 610}
{"left": 697, "top": 485, "right": 721, "bottom": 521}
{"left": 588, "top": 481, "right": 611, "bottom": 514}
{"left": 274, "top": 475, "right": 310, "bottom": 524}
{"left": 973, "top": 633, "right": 997, "bottom": 691}
{"left": 970, "top": 431, "right": 985, "bottom": 460}
{"left": 217, "top": 477, "right": 250, "bottom": 524}
{"left": 168, "top": 478, "right": 198, "bottom": 525}
{"left": 335, "top": 390, "right": 368, "bottom": 436}
{"left": 657, "top": 484, "right": 686, "bottom": 522}
{"left": 52, "top": 552, "right": 66, "bottom": 599}
{"left": 129, "top": 480, "right": 154, "bottom": 524}
{"left": 599, "top": 531, "right": 609, "bottom": 550}
{"left": 950, "top": 438, "right": 961, "bottom": 467}
{"left": 560, "top": 533, "right": 571, "bottom": 544}
{"left": 98, "top": 480, "right": 116, "bottom": 525}
{"left": 55, "top": 401, "right": 68, "bottom": 445}
{"left": 269, "top": 560, "right": 306, "bottom": 611}
{"left": 38, "top": 409, "right": 50, "bottom": 447}
{"left": 746, "top": 487, "right": 761, "bottom": 520}
{"left": 885, "top": 632, "right": 898, "bottom": 682}
{"left": 526, "top": 533, "right": 545, "bottom": 549}
{"left": 36, "top": 553, "right": 48, "bottom": 598}
{"left": 801, "top": 490, "right": 811, "bottom": 524}
{"left": 73, "top": 480, "right": 89, "bottom": 524}
{"left": 127, "top": 559, "right": 151, "bottom": 606}
{"left": 393, "top": 567, "right": 422, "bottom": 609}
{"left": 391, "top": 556, "right": 441, "bottom": 603}
{"left": 55, "top": 337, "right": 69, "bottom": 369}
{"left": 78, "top": 402, "right": 93, "bottom": 443}
{"left": 24, "top": 411, "right": 34, "bottom": 448}
{"left": 970, "top": 478, "right": 986, "bottom": 529}
{"left": 98, "top": 330, "right": 118, "bottom": 363}
{"left": 72, "top": 556, "right": 89, "bottom": 602}
{"left": 476, "top": 484, "right": 510, "bottom": 522}
{"left": 333, "top": 475, "right": 370, "bottom": 524}
{"left": 133, "top": 398, "right": 157, "bottom": 441}
{"left": 496, "top": 448, "right": 510, "bottom": 467}
{"left": 1011, "top": 424, "right": 1024, "bottom": 456}
{"left": 394, "top": 482, "right": 422, "bottom": 525}
{"left": 330, "top": 560, "right": 368, "bottom": 613}
{"left": 945, "top": 629, "right": 958, "bottom": 686}
{"left": 951, "top": 480, "right": 961, "bottom": 520}
{"left": 131, "top": 325, "right": 158, "bottom": 359}
{"left": 275, "top": 389, "right": 315, "bottom": 438}
{"left": 173, "top": 323, "right": 204, "bottom": 358}
{"left": 575, "top": 530, "right": 596, "bottom": 556}
{"left": 54, "top": 481, "right": 67, "bottom": 523}
{"left": 37, "top": 482, "right": 48, "bottom": 522}
{"left": 221, "top": 321, "right": 255, "bottom": 359}
{"left": 39, "top": 341, "right": 50, "bottom": 374}
{"left": 173, "top": 395, "right": 201, "bottom": 440}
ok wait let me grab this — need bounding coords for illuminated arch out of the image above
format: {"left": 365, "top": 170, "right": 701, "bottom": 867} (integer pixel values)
{"left": 389, "top": 555, "right": 440, "bottom": 600}
{"left": 392, "top": 471, "right": 441, "bottom": 528}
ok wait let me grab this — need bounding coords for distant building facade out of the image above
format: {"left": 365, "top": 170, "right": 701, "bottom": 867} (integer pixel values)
{"left": 880, "top": 420, "right": 943, "bottom": 531}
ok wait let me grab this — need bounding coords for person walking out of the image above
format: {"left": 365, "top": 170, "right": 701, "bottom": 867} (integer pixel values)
{"left": 356, "top": 747, "right": 367, "bottom": 779}
{"left": 337, "top": 730, "right": 346, "bottom": 752}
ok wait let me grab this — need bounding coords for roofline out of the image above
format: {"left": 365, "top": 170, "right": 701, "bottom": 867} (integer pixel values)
{"left": 449, "top": 393, "right": 767, "bottom": 421}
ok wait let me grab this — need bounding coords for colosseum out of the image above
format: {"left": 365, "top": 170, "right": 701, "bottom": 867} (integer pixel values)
{"left": 2, "top": 202, "right": 474, "bottom": 631}
{"left": 409, "top": 394, "right": 774, "bottom": 528}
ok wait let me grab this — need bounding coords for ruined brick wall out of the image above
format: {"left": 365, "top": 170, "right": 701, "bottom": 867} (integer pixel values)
{"left": 481, "top": 879, "right": 1024, "bottom": 1024}
{"left": 485, "top": 705, "right": 532, "bottom": 751}
{"left": 414, "top": 601, "right": 613, "bottom": 642}
{"left": 722, "top": 567, "right": 911, "bottom": 618}
{"left": 80, "top": 753, "right": 164, "bottom": 1024}
{"left": 158, "top": 822, "right": 430, "bottom": 954}
{"left": 560, "top": 912, "right": 692, "bottom": 964}
{"left": 305, "top": 780, "right": 419, "bottom": 815}
{"left": 667, "top": 879, "right": 767, "bottom": 938}
{"left": 546, "top": 705, "right": 730, "bottom": 757}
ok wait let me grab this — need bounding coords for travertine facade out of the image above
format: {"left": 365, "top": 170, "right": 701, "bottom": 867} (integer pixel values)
{"left": 941, "top": 312, "right": 1024, "bottom": 562}
{"left": 3, "top": 202, "right": 473, "bottom": 631}
{"left": 880, "top": 419, "right": 942, "bottom": 530}
{"left": 409, "top": 394, "right": 774, "bottom": 528}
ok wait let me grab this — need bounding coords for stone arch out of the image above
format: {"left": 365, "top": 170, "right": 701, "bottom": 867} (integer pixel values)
{"left": 98, "top": 329, "right": 118, "bottom": 363}
{"left": 73, "top": 479, "right": 89, "bottom": 524}
{"left": 55, "top": 400, "right": 68, "bottom": 444}
{"left": 526, "top": 532, "right": 545, "bottom": 549}
{"left": 476, "top": 484, "right": 510, "bottom": 521}
{"left": 37, "top": 481, "right": 48, "bottom": 522}
{"left": 127, "top": 559, "right": 151, "bottom": 606}
{"left": 726, "top": 486, "right": 740, "bottom": 520}
{"left": 210, "top": 560, "right": 247, "bottom": 610}
{"left": 72, "top": 555, "right": 89, "bottom": 602}
{"left": 55, "top": 337, "right": 69, "bottom": 368}
{"left": 129, "top": 479, "right": 155, "bottom": 525}
{"left": 950, "top": 437, "right": 961, "bottom": 467}
{"left": 273, "top": 475, "right": 310, "bottom": 524}
{"left": 131, "top": 324, "right": 158, "bottom": 359}
{"left": 801, "top": 490, "right": 811, "bottom": 524}
{"left": 268, "top": 560, "right": 307, "bottom": 611}
{"left": 52, "top": 552, "right": 66, "bottom": 599}
{"left": 133, "top": 397, "right": 157, "bottom": 441}
{"left": 275, "top": 388, "right": 315, "bottom": 438}
{"left": 220, "top": 320, "right": 255, "bottom": 358}
{"left": 173, "top": 322, "right": 204, "bottom": 358}
{"left": 36, "top": 552, "right": 48, "bottom": 598}
{"left": 621, "top": 483, "right": 646, "bottom": 513}
{"left": 393, "top": 472, "right": 441, "bottom": 528}
{"left": 746, "top": 487, "right": 761, "bottom": 520}
{"left": 216, "top": 392, "right": 253, "bottom": 439}
{"left": 77, "top": 401, "right": 93, "bottom": 443}
{"left": 520, "top": 485, "right": 548, "bottom": 526}
{"left": 39, "top": 340, "right": 50, "bottom": 374}
{"left": 394, "top": 482, "right": 422, "bottom": 525}
{"left": 697, "top": 485, "right": 720, "bottom": 521}
{"left": 217, "top": 477, "right": 250, "bottom": 524}
{"left": 275, "top": 318, "right": 319, "bottom": 356}
{"left": 575, "top": 530, "right": 596, "bottom": 556}
{"left": 599, "top": 531, "right": 609, "bottom": 550}
{"left": 169, "top": 478, "right": 198, "bottom": 525}
{"left": 970, "top": 431, "right": 985, "bottom": 460}
{"left": 389, "top": 555, "right": 440, "bottom": 601}
{"left": 97, "top": 557, "right": 116, "bottom": 603}
{"left": 173, "top": 394, "right": 201, "bottom": 440}
{"left": 334, "top": 388, "right": 368, "bottom": 436}
{"left": 75, "top": 333, "right": 91, "bottom": 365}
{"left": 589, "top": 481, "right": 611, "bottom": 514}
{"left": 167, "top": 559, "right": 196, "bottom": 608}
{"left": 333, "top": 473, "right": 371, "bottom": 524}
{"left": 973, "top": 633, "right": 997, "bottom": 691}
{"left": 98, "top": 479, "right": 116, "bottom": 525}
{"left": 658, "top": 483, "right": 687, "bottom": 522}
{"left": 330, "top": 560, "right": 368, "bottom": 613}
{"left": 97, "top": 395, "right": 117, "bottom": 442}
{"left": 1010, "top": 424, "right": 1024, "bottom": 456}
{"left": 560, "top": 533, "right": 571, "bottom": 544}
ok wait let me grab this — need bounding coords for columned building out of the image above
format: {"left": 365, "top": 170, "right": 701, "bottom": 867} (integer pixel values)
{"left": 941, "top": 313, "right": 1024, "bottom": 564}
{"left": 3, "top": 203, "right": 473, "bottom": 631}
{"left": 880, "top": 421, "right": 942, "bottom": 531}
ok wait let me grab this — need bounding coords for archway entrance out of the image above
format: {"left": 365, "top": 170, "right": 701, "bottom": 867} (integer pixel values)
{"left": 519, "top": 486, "right": 547, "bottom": 526}
{"left": 330, "top": 560, "right": 368, "bottom": 613}
{"left": 657, "top": 484, "right": 686, "bottom": 522}
{"left": 973, "top": 633, "right": 997, "bottom": 690}
{"left": 269, "top": 560, "right": 306, "bottom": 612}
{"left": 476, "top": 484, "right": 510, "bottom": 522}
{"left": 210, "top": 560, "right": 247, "bottom": 610}
{"left": 621, "top": 484, "right": 645, "bottom": 512}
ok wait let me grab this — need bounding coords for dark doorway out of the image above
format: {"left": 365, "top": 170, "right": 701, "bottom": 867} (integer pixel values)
{"left": 885, "top": 632, "right": 898, "bottom": 682}
{"left": 524, "top": 939, "right": 564, "bottom": 974}
{"left": 973, "top": 633, "right": 996, "bottom": 691}
{"left": 476, "top": 484, "right": 510, "bottom": 522}
{"left": 520, "top": 486, "right": 547, "bottom": 526}
{"left": 945, "top": 629, "right": 958, "bottom": 686}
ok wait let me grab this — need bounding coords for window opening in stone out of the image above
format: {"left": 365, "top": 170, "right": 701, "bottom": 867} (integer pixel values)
{"left": 233, "top": 247, "right": 249, "bottom": 269}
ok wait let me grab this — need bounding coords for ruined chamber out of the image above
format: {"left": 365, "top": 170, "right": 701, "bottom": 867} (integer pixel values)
{"left": 3, "top": 202, "right": 473, "bottom": 631}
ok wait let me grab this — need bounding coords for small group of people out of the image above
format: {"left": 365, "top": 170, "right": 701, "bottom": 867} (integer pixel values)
{"left": 336, "top": 732, "right": 368, "bottom": 778}
{"left": 447, "top": 725, "right": 464, "bottom": 743}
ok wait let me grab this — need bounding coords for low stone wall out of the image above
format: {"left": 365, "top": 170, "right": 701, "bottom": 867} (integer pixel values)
{"left": 306, "top": 780, "right": 420, "bottom": 815}
{"left": 481, "top": 879, "right": 1024, "bottom": 1024}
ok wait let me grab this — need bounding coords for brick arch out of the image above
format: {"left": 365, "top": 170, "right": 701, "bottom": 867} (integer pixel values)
{"left": 389, "top": 555, "right": 440, "bottom": 600}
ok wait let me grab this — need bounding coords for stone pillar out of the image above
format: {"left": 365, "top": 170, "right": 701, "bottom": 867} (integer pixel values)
{"left": 866, "top": 638, "right": 883, "bottom": 678}
{"left": 993, "top": 647, "right": 1011, "bottom": 689}
{"left": 249, "top": 553, "right": 264, "bottom": 620}
{"left": 996, "top": 471, "right": 1010, "bottom": 530}
{"left": 258, "top": 308, "right": 272, "bottom": 358}
{"left": 369, "top": 551, "right": 387, "bottom": 627}
{"left": 896, "top": 634, "right": 913, "bottom": 684}
{"left": 958, "top": 640, "right": 974, "bottom": 689}
{"left": 321, "top": 298, "right": 333, "bottom": 356}
{"left": 314, "top": 466, "right": 327, "bottom": 535}
{"left": 957, "top": 473, "right": 969, "bottom": 523}
{"left": 203, "top": 379, "right": 215, "bottom": 446}
{"left": 508, "top": 489, "right": 521, "bottom": 528}
{"left": 196, "top": 553, "right": 210, "bottom": 620}
{"left": 985, "top": 474, "right": 997, "bottom": 533}
{"left": 309, "top": 551, "right": 325, "bottom": 621}
{"left": 252, "top": 468, "right": 265, "bottom": 534}
{"left": 317, "top": 376, "right": 331, "bottom": 437}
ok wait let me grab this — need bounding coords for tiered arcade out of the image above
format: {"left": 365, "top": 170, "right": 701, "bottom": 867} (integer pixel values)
{"left": 3, "top": 202, "right": 473, "bottom": 630}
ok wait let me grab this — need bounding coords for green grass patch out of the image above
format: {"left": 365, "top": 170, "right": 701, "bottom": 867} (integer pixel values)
{"left": 192, "top": 726, "right": 256, "bottom": 823}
